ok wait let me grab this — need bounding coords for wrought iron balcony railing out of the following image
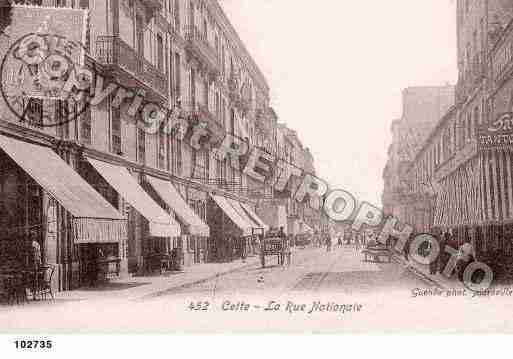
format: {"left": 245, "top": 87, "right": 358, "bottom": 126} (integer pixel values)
{"left": 190, "top": 177, "right": 274, "bottom": 200}
{"left": 95, "top": 36, "right": 168, "bottom": 98}
{"left": 185, "top": 26, "right": 220, "bottom": 75}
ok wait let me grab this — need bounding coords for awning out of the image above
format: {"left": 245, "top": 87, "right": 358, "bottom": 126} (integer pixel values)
{"left": 240, "top": 202, "right": 269, "bottom": 232}
{"left": 210, "top": 194, "right": 252, "bottom": 236}
{"left": 298, "top": 220, "right": 314, "bottom": 234}
{"left": 146, "top": 175, "right": 209, "bottom": 236}
{"left": 433, "top": 156, "right": 482, "bottom": 229}
{"left": 87, "top": 158, "right": 180, "bottom": 237}
{"left": 227, "top": 198, "right": 260, "bottom": 233}
{"left": 0, "top": 135, "right": 126, "bottom": 243}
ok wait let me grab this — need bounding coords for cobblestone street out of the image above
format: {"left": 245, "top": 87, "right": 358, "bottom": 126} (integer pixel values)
{"left": 153, "top": 245, "right": 431, "bottom": 297}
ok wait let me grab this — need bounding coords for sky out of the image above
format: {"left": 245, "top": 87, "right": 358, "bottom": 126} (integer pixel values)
{"left": 219, "top": 0, "right": 457, "bottom": 206}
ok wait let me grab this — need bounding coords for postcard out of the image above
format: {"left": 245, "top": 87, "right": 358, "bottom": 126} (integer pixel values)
{"left": 0, "top": 1, "right": 513, "bottom": 348}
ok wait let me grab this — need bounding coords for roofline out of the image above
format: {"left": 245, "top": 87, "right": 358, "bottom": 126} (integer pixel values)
{"left": 209, "top": 0, "right": 270, "bottom": 94}
{"left": 407, "top": 105, "right": 457, "bottom": 171}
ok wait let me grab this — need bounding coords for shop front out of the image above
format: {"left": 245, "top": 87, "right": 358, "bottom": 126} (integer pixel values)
{"left": 85, "top": 158, "right": 180, "bottom": 275}
{"left": 239, "top": 202, "right": 269, "bottom": 255}
{"left": 0, "top": 135, "right": 127, "bottom": 294}
{"left": 207, "top": 194, "right": 253, "bottom": 262}
{"left": 145, "top": 175, "right": 210, "bottom": 267}
{"left": 433, "top": 149, "right": 513, "bottom": 282}
{"left": 227, "top": 199, "right": 264, "bottom": 258}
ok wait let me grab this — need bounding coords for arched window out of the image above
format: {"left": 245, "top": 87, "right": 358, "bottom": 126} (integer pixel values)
{"left": 230, "top": 109, "right": 235, "bottom": 136}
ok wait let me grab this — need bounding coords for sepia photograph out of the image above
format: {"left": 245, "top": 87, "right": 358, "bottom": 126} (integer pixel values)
{"left": 1, "top": 0, "right": 513, "bottom": 352}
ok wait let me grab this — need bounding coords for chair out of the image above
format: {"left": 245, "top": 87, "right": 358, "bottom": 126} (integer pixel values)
{"left": 38, "top": 265, "right": 55, "bottom": 300}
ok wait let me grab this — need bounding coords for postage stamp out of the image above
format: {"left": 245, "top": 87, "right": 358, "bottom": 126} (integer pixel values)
{"left": 2, "top": 2, "right": 513, "bottom": 352}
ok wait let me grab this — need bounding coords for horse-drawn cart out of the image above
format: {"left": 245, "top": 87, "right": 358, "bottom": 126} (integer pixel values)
{"left": 260, "top": 232, "right": 290, "bottom": 268}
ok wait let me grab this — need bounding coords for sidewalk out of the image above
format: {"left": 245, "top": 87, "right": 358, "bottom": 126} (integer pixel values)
{"left": 57, "top": 256, "right": 261, "bottom": 302}
{"left": 393, "top": 254, "right": 466, "bottom": 290}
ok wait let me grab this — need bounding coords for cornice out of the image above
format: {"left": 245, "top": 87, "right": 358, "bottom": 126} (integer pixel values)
{"left": 206, "top": 0, "right": 270, "bottom": 95}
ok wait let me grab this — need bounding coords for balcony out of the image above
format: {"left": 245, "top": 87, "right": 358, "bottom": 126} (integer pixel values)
{"left": 141, "top": 0, "right": 163, "bottom": 12}
{"left": 95, "top": 36, "right": 168, "bottom": 98}
{"left": 185, "top": 26, "right": 220, "bottom": 77}
{"left": 456, "top": 54, "right": 485, "bottom": 104}
{"left": 178, "top": 101, "right": 225, "bottom": 142}
{"left": 255, "top": 108, "right": 273, "bottom": 136}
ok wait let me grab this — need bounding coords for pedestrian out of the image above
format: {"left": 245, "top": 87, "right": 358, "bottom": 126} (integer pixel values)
{"left": 278, "top": 226, "right": 285, "bottom": 239}
{"left": 339, "top": 228, "right": 345, "bottom": 247}
{"left": 284, "top": 236, "right": 292, "bottom": 266}
{"left": 30, "top": 234, "right": 42, "bottom": 271}
{"left": 354, "top": 232, "right": 361, "bottom": 251}
{"left": 326, "top": 235, "right": 332, "bottom": 252}
{"left": 404, "top": 233, "right": 413, "bottom": 262}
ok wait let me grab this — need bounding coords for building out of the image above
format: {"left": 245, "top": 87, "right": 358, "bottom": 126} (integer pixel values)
{"left": 394, "top": 0, "right": 513, "bottom": 279}
{"left": 382, "top": 85, "right": 455, "bottom": 224}
{"left": 0, "top": 0, "right": 320, "bottom": 293}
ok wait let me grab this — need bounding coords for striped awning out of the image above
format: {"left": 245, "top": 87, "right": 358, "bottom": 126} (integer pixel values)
{"left": 146, "top": 175, "right": 209, "bottom": 236}
{"left": 240, "top": 202, "right": 269, "bottom": 232}
{"left": 87, "top": 158, "right": 180, "bottom": 237}
{"left": 433, "top": 150, "right": 513, "bottom": 229}
{"left": 433, "top": 156, "right": 481, "bottom": 228}
{"left": 210, "top": 195, "right": 252, "bottom": 236}
{"left": 227, "top": 198, "right": 262, "bottom": 233}
{"left": 0, "top": 135, "right": 126, "bottom": 244}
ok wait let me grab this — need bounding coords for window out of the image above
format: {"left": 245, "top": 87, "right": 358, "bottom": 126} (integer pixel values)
{"left": 204, "top": 80, "right": 209, "bottom": 108}
{"left": 215, "top": 92, "right": 220, "bottom": 118}
{"left": 174, "top": 53, "right": 181, "bottom": 98}
{"left": 467, "top": 112, "right": 472, "bottom": 141}
{"left": 221, "top": 46, "right": 225, "bottom": 76}
{"left": 216, "top": 159, "right": 225, "bottom": 183}
{"left": 174, "top": 0, "right": 180, "bottom": 30}
{"left": 190, "top": 68, "right": 196, "bottom": 109}
{"left": 171, "top": 136, "right": 182, "bottom": 175}
{"left": 204, "top": 151, "right": 210, "bottom": 181}
{"left": 137, "top": 127, "right": 146, "bottom": 164}
{"left": 466, "top": 43, "right": 472, "bottom": 75}
{"left": 442, "top": 128, "right": 450, "bottom": 159}
{"left": 23, "top": 97, "right": 43, "bottom": 128}
{"left": 111, "top": 107, "right": 122, "bottom": 155}
{"left": 157, "top": 34, "right": 164, "bottom": 72}
{"left": 158, "top": 129, "right": 166, "bottom": 169}
{"left": 439, "top": 139, "right": 443, "bottom": 164}
{"left": 474, "top": 105, "right": 480, "bottom": 128}
{"left": 81, "top": 104, "right": 91, "bottom": 145}
{"left": 203, "top": 19, "right": 207, "bottom": 40}
{"left": 56, "top": 100, "right": 69, "bottom": 138}
{"left": 136, "top": 15, "right": 144, "bottom": 57}
{"left": 459, "top": 117, "right": 466, "bottom": 149}
{"left": 453, "top": 121, "right": 457, "bottom": 152}
{"left": 230, "top": 109, "right": 235, "bottom": 135}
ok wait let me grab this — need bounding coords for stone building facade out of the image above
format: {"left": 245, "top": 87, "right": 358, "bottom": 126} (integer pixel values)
{"left": 0, "top": 0, "right": 319, "bottom": 292}
{"left": 382, "top": 86, "right": 455, "bottom": 226}
{"left": 386, "top": 0, "right": 513, "bottom": 278}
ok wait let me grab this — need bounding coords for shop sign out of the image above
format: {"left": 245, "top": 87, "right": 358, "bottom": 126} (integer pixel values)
{"left": 477, "top": 112, "right": 513, "bottom": 150}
